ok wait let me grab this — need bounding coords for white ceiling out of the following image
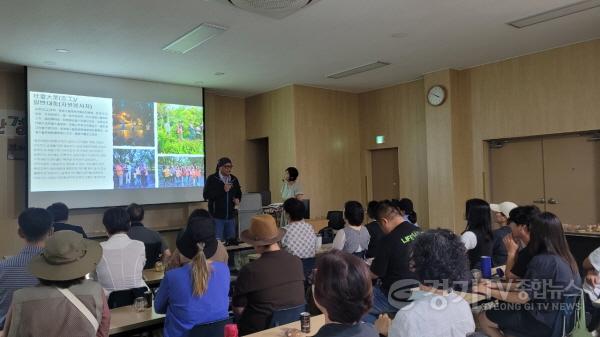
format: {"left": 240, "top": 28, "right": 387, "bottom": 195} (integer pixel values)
{"left": 0, "top": 0, "right": 599, "bottom": 97}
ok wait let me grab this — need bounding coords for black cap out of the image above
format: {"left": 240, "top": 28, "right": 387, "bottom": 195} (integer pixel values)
{"left": 176, "top": 217, "right": 218, "bottom": 260}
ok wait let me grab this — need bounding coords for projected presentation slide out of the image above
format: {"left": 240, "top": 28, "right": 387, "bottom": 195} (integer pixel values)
{"left": 29, "top": 91, "right": 204, "bottom": 193}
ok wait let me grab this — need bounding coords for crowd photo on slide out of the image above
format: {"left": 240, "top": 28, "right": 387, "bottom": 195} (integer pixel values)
{"left": 113, "top": 149, "right": 156, "bottom": 189}
{"left": 158, "top": 156, "right": 204, "bottom": 188}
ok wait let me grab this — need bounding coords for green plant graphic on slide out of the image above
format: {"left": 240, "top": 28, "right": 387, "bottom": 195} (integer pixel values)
{"left": 157, "top": 103, "right": 204, "bottom": 155}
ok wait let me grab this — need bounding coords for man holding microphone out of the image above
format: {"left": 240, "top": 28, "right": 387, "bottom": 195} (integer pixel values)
{"left": 203, "top": 157, "right": 242, "bottom": 243}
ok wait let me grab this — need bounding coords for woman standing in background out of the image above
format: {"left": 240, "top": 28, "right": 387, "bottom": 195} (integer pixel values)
{"left": 281, "top": 167, "right": 304, "bottom": 200}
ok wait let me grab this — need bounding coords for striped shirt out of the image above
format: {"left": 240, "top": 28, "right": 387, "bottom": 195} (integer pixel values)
{"left": 0, "top": 245, "right": 44, "bottom": 329}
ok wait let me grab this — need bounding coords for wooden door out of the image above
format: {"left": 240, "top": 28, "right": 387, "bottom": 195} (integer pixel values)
{"left": 543, "top": 134, "right": 599, "bottom": 226}
{"left": 489, "top": 138, "right": 545, "bottom": 207}
{"left": 371, "top": 148, "right": 400, "bottom": 201}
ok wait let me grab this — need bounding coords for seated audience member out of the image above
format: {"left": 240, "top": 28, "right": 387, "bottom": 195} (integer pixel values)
{"left": 461, "top": 198, "right": 493, "bottom": 269}
{"left": 367, "top": 201, "right": 420, "bottom": 322}
{"left": 155, "top": 217, "right": 230, "bottom": 337}
{"left": 475, "top": 212, "right": 581, "bottom": 337}
{"left": 490, "top": 201, "right": 518, "bottom": 265}
{"left": 396, "top": 198, "right": 419, "bottom": 227}
{"left": 332, "top": 201, "right": 370, "bottom": 258}
{"left": 232, "top": 215, "right": 305, "bottom": 335}
{"left": 167, "top": 209, "right": 229, "bottom": 270}
{"left": 582, "top": 240, "right": 600, "bottom": 331}
{"left": 95, "top": 207, "right": 147, "bottom": 294}
{"left": 0, "top": 208, "right": 53, "bottom": 330}
{"left": 365, "top": 201, "right": 383, "bottom": 258}
{"left": 46, "top": 202, "right": 87, "bottom": 238}
{"left": 126, "top": 203, "right": 172, "bottom": 265}
{"left": 281, "top": 198, "right": 317, "bottom": 259}
{"left": 4, "top": 231, "right": 109, "bottom": 337}
{"left": 503, "top": 205, "right": 540, "bottom": 280}
{"left": 375, "top": 229, "right": 475, "bottom": 337}
{"left": 310, "top": 250, "right": 378, "bottom": 337}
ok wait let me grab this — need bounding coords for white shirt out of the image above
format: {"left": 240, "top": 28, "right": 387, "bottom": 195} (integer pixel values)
{"left": 584, "top": 247, "right": 600, "bottom": 301}
{"left": 95, "top": 233, "right": 147, "bottom": 294}
{"left": 389, "top": 291, "right": 475, "bottom": 337}
{"left": 281, "top": 220, "right": 317, "bottom": 259}
{"left": 461, "top": 231, "right": 477, "bottom": 250}
{"left": 332, "top": 226, "right": 366, "bottom": 252}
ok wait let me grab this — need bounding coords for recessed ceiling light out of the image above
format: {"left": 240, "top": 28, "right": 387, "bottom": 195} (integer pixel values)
{"left": 391, "top": 32, "right": 408, "bottom": 39}
{"left": 214, "top": 72, "right": 225, "bottom": 76}
{"left": 507, "top": 0, "right": 600, "bottom": 28}
{"left": 327, "top": 61, "right": 391, "bottom": 79}
{"left": 163, "top": 23, "right": 228, "bottom": 54}
{"left": 55, "top": 49, "right": 70, "bottom": 53}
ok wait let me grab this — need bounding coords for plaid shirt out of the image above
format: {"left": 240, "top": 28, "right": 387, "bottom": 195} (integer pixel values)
{"left": 281, "top": 220, "right": 316, "bottom": 259}
{"left": 0, "top": 245, "right": 44, "bottom": 328}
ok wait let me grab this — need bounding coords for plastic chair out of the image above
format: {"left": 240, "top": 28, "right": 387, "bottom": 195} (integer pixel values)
{"left": 185, "top": 317, "right": 232, "bottom": 337}
{"left": 269, "top": 304, "right": 306, "bottom": 327}
{"left": 107, "top": 286, "right": 149, "bottom": 309}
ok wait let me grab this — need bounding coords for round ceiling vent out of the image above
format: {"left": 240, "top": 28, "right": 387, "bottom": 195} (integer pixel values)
{"left": 228, "top": 0, "right": 313, "bottom": 11}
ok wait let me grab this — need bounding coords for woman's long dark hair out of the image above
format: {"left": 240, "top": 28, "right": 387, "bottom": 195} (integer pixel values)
{"left": 397, "top": 198, "right": 417, "bottom": 224}
{"left": 528, "top": 212, "right": 578, "bottom": 274}
{"left": 464, "top": 198, "right": 492, "bottom": 241}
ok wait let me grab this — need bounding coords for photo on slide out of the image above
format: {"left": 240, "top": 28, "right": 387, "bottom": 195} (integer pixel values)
{"left": 112, "top": 99, "right": 155, "bottom": 146}
{"left": 158, "top": 156, "right": 204, "bottom": 188}
{"left": 113, "top": 149, "right": 156, "bottom": 189}
{"left": 157, "top": 103, "right": 204, "bottom": 155}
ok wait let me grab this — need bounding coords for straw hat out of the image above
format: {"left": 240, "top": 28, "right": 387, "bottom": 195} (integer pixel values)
{"left": 240, "top": 214, "right": 284, "bottom": 246}
{"left": 29, "top": 231, "right": 102, "bottom": 281}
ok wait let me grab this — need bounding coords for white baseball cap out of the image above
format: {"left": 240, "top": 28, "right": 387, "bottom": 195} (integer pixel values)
{"left": 490, "top": 201, "right": 518, "bottom": 217}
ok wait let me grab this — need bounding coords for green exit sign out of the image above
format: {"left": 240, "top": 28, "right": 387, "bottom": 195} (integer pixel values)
{"left": 375, "top": 135, "right": 385, "bottom": 144}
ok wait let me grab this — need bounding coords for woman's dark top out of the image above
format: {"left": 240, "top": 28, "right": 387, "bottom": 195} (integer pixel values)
{"left": 312, "top": 322, "right": 379, "bottom": 337}
{"left": 467, "top": 228, "right": 493, "bottom": 270}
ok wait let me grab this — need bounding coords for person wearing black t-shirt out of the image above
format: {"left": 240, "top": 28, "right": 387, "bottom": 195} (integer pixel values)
{"left": 365, "top": 201, "right": 384, "bottom": 259}
{"left": 503, "top": 205, "right": 540, "bottom": 280}
{"left": 365, "top": 201, "right": 420, "bottom": 323}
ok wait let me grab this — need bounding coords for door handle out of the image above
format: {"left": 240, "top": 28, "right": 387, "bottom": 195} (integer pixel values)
{"left": 533, "top": 198, "right": 546, "bottom": 204}
{"left": 548, "top": 198, "right": 559, "bottom": 205}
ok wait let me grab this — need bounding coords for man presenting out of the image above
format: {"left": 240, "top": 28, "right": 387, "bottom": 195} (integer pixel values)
{"left": 203, "top": 157, "right": 242, "bottom": 243}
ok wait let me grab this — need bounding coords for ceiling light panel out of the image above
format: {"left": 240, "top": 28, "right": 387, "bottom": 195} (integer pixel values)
{"left": 327, "top": 61, "right": 391, "bottom": 79}
{"left": 508, "top": 0, "right": 600, "bottom": 28}
{"left": 163, "top": 23, "right": 227, "bottom": 54}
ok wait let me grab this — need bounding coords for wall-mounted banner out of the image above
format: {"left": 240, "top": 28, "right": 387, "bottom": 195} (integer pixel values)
{"left": 0, "top": 109, "right": 26, "bottom": 137}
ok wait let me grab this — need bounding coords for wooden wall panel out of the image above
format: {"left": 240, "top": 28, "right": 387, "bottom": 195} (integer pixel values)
{"left": 293, "top": 85, "right": 362, "bottom": 218}
{"left": 0, "top": 69, "right": 26, "bottom": 255}
{"left": 468, "top": 39, "right": 600, "bottom": 197}
{"left": 204, "top": 93, "right": 247, "bottom": 187}
{"left": 245, "top": 86, "right": 295, "bottom": 201}
{"left": 358, "top": 80, "right": 429, "bottom": 227}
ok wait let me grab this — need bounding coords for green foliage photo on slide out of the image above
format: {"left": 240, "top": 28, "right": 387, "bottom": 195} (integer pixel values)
{"left": 157, "top": 103, "right": 204, "bottom": 155}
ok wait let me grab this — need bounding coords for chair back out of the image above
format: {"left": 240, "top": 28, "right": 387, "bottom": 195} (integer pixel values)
{"left": 302, "top": 199, "right": 310, "bottom": 219}
{"left": 186, "top": 317, "right": 232, "bottom": 337}
{"left": 301, "top": 258, "right": 316, "bottom": 285}
{"left": 326, "top": 211, "right": 344, "bottom": 230}
{"left": 143, "top": 242, "right": 163, "bottom": 270}
{"left": 269, "top": 304, "right": 306, "bottom": 327}
{"left": 107, "top": 286, "right": 148, "bottom": 309}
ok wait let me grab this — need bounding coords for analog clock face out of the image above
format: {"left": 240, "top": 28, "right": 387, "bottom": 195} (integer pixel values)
{"left": 427, "top": 85, "right": 446, "bottom": 106}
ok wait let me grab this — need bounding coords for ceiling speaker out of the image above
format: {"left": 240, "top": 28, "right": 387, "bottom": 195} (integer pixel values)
{"left": 217, "top": 0, "right": 320, "bottom": 19}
